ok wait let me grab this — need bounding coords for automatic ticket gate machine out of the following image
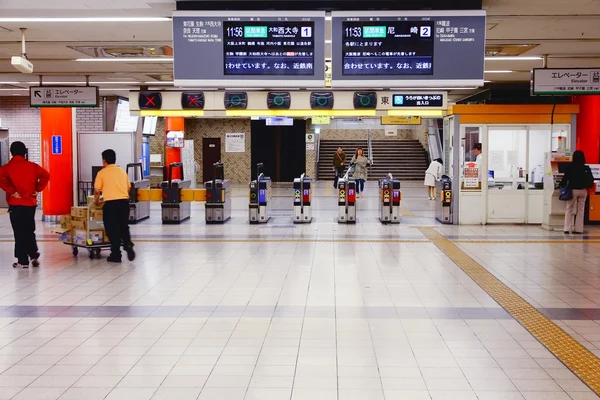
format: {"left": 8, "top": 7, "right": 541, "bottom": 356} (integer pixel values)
{"left": 293, "top": 173, "right": 312, "bottom": 223}
{"left": 337, "top": 171, "right": 357, "bottom": 223}
{"left": 161, "top": 163, "right": 191, "bottom": 224}
{"left": 127, "top": 163, "right": 151, "bottom": 224}
{"left": 205, "top": 162, "right": 232, "bottom": 224}
{"left": 435, "top": 176, "right": 453, "bottom": 224}
{"left": 249, "top": 163, "right": 272, "bottom": 224}
{"left": 378, "top": 174, "right": 401, "bottom": 224}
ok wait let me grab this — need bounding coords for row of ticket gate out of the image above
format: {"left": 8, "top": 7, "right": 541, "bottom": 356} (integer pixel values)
{"left": 128, "top": 162, "right": 453, "bottom": 225}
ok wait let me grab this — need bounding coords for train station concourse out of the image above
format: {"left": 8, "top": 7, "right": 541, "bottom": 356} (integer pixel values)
{"left": 1, "top": 0, "right": 600, "bottom": 399}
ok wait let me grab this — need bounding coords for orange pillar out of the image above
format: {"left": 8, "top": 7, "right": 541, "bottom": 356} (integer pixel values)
{"left": 572, "top": 95, "right": 600, "bottom": 164}
{"left": 40, "top": 108, "right": 73, "bottom": 216}
{"left": 165, "top": 117, "right": 184, "bottom": 180}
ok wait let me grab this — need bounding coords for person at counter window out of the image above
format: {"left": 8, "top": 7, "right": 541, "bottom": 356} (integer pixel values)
{"left": 94, "top": 149, "right": 136, "bottom": 263}
{"left": 560, "top": 150, "right": 595, "bottom": 234}
{"left": 332, "top": 146, "right": 346, "bottom": 189}
{"left": 0, "top": 141, "right": 50, "bottom": 268}
{"left": 351, "top": 147, "right": 371, "bottom": 198}
{"left": 473, "top": 143, "right": 483, "bottom": 181}
{"left": 424, "top": 158, "right": 443, "bottom": 200}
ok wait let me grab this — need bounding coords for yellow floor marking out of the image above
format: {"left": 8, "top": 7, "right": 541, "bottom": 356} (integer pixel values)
{"left": 418, "top": 227, "right": 600, "bottom": 396}
{"left": 453, "top": 239, "right": 600, "bottom": 244}
{"left": 399, "top": 205, "right": 416, "bottom": 217}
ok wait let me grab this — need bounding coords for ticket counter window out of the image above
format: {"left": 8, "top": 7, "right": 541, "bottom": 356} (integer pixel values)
{"left": 486, "top": 125, "right": 570, "bottom": 224}
{"left": 487, "top": 127, "right": 527, "bottom": 190}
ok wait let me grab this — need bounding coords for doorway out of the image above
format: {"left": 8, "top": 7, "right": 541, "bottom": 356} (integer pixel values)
{"left": 250, "top": 119, "right": 306, "bottom": 182}
{"left": 202, "top": 138, "right": 221, "bottom": 182}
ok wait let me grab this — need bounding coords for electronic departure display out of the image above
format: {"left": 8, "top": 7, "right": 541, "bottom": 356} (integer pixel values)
{"left": 173, "top": 11, "right": 326, "bottom": 88}
{"left": 331, "top": 10, "right": 486, "bottom": 88}
{"left": 342, "top": 21, "right": 434, "bottom": 76}
{"left": 223, "top": 22, "right": 315, "bottom": 76}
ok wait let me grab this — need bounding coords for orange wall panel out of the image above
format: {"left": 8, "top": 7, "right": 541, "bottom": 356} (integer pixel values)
{"left": 40, "top": 108, "right": 73, "bottom": 216}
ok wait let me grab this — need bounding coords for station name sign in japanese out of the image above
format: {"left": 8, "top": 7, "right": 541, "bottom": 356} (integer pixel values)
{"left": 29, "top": 86, "right": 99, "bottom": 107}
{"left": 331, "top": 10, "right": 485, "bottom": 88}
{"left": 173, "top": 11, "right": 326, "bottom": 88}
{"left": 532, "top": 68, "right": 600, "bottom": 95}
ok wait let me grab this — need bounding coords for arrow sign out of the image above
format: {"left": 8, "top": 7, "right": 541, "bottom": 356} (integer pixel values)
{"left": 34, "top": 90, "right": 41, "bottom": 98}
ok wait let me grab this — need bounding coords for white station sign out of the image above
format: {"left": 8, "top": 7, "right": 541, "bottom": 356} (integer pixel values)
{"left": 29, "top": 86, "right": 99, "bottom": 107}
{"left": 532, "top": 68, "right": 600, "bottom": 95}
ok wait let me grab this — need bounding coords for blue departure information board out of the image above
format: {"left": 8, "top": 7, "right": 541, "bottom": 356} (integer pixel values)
{"left": 331, "top": 10, "right": 486, "bottom": 88}
{"left": 223, "top": 22, "right": 315, "bottom": 76}
{"left": 173, "top": 11, "right": 326, "bottom": 88}
{"left": 342, "top": 21, "right": 434, "bottom": 76}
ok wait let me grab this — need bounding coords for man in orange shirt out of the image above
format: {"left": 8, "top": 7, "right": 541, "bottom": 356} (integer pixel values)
{"left": 94, "top": 149, "right": 135, "bottom": 263}
{"left": 0, "top": 141, "right": 50, "bottom": 268}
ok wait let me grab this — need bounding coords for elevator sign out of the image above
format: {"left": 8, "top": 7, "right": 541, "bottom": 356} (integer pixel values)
{"left": 532, "top": 68, "right": 600, "bottom": 95}
{"left": 51, "top": 135, "right": 62, "bottom": 155}
{"left": 30, "top": 86, "right": 99, "bottom": 107}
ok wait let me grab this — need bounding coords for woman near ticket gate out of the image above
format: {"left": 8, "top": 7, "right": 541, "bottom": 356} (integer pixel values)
{"left": 560, "top": 150, "right": 595, "bottom": 234}
{"left": 350, "top": 147, "right": 371, "bottom": 198}
{"left": 424, "top": 158, "right": 443, "bottom": 200}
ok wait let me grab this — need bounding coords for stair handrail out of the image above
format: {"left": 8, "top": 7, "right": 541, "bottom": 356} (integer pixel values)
{"left": 367, "top": 129, "right": 373, "bottom": 165}
{"left": 427, "top": 119, "right": 443, "bottom": 164}
{"left": 314, "top": 128, "right": 321, "bottom": 179}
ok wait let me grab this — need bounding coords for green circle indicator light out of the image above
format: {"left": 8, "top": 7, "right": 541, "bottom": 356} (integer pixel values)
{"left": 231, "top": 95, "right": 241, "bottom": 106}
{"left": 360, "top": 96, "right": 371, "bottom": 106}
{"left": 274, "top": 96, "right": 285, "bottom": 106}
{"left": 317, "top": 97, "right": 328, "bottom": 106}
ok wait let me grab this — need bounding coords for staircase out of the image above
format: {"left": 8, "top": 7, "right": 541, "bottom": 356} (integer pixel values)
{"left": 317, "top": 140, "right": 428, "bottom": 181}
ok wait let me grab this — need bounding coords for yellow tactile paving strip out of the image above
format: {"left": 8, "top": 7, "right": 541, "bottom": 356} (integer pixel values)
{"left": 399, "top": 205, "right": 416, "bottom": 217}
{"left": 418, "top": 227, "right": 600, "bottom": 396}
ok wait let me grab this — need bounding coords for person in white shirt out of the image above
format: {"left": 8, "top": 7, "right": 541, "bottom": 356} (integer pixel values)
{"left": 424, "top": 158, "right": 443, "bottom": 200}
{"left": 473, "top": 143, "right": 483, "bottom": 181}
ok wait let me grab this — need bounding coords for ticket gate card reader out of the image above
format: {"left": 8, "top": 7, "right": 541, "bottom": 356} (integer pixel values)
{"left": 205, "top": 162, "right": 231, "bottom": 224}
{"left": 337, "top": 176, "right": 357, "bottom": 223}
{"left": 293, "top": 173, "right": 312, "bottom": 223}
{"left": 249, "top": 166, "right": 272, "bottom": 224}
{"left": 378, "top": 175, "right": 401, "bottom": 224}
{"left": 161, "top": 163, "right": 191, "bottom": 224}
{"left": 127, "top": 163, "right": 151, "bottom": 224}
{"left": 249, "top": 174, "right": 272, "bottom": 224}
{"left": 435, "top": 176, "right": 453, "bottom": 224}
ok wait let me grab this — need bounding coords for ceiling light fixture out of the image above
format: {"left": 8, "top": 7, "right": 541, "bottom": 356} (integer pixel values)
{"left": 0, "top": 17, "right": 171, "bottom": 22}
{"left": 485, "top": 56, "right": 542, "bottom": 61}
{"left": 484, "top": 70, "right": 514, "bottom": 73}
{"left": 325, "top": 40, "right": 332, "bottom": 44}
{"left": 75, "top": 58, "right": 173, "bottom": 62}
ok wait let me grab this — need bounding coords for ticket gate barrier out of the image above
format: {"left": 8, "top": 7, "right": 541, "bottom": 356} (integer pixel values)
{"left": 337, "top": 176, "right": 357, "bottom": 223}
{"left": 127, "top": 163, "right": 151, "bottom": 224}
{"left": 293, "top": 173, "right": 312, "bottom": 223}
{"left": 435, "top": 176, "right": 453, "bottom": 224}
{"left": 249, "top": 164, "right": 272, "bottom": 224}
{"left": 205, "top": 162, "right": 231, "bottom": 224}
{"left": 378, "top": 174, "right": 401, "bottom": 224}
{"left": 161, "top": 163, "right": 192, "bottom": 224}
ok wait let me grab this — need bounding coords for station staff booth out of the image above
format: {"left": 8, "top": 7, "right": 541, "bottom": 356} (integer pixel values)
{"left": 444, "top": 105, "right": 579, "bottom": 225}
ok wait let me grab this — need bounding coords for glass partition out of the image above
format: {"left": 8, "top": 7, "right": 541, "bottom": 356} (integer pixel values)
{"left": 487, "top": 127, "right": 527, "bottom": 190}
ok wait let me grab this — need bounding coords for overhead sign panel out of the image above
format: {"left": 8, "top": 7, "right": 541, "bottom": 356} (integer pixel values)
{"left": 173, "top": 11, "right": 326, "bottom": 88}
{"left": 30, "top": 86, "right": 98, "bottom": 107}
{"left": 392, "top": 93, "right": 444, "bottom": 107}
{"left": 532, "top": 68, "right": 600, "bottom": 95}
{"left": 331, "top": 10, "right": 485, "bottom": 88}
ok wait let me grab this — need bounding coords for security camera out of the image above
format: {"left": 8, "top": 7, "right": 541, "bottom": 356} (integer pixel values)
{"left": 11, "top": 56, "right": 33, "bottom": 74}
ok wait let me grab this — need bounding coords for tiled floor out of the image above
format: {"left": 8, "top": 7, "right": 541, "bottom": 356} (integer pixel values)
{"left": 0, "top": 182, "right": 599, "bottom": 399}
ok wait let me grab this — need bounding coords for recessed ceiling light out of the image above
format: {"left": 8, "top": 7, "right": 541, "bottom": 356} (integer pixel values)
{"left": 75, "top": 58, "right": 173, "bottom": 62}
{"left": 0, "top": 17, "right": 171, "bottom": 22}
